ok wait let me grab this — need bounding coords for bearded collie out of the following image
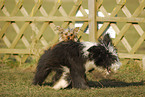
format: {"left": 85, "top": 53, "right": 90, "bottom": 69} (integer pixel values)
{"left": 33, "top": 34, "right": 121, "bottom": 90}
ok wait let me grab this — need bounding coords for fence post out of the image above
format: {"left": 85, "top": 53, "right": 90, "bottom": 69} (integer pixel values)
{"left": 88, "top": 0, "right": 97, "bottom": 42}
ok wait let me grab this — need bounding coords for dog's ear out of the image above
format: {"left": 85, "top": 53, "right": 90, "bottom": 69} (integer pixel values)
{"left": 103, "top": 34, "right": 113, "bottom": 46}
{"left": 87, "top": 45, "right": 107, "bottom": 60}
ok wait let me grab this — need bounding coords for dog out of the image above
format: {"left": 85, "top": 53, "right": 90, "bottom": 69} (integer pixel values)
{"left": 56, "top": 26, "right": 80, "bottom": 42}
{"left": 32, "top": 34, "right": 122, "bottom": 90}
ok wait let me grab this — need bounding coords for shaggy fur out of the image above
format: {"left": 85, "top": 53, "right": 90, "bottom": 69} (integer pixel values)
{"left": 56, "top": 26, "right": 80, "bottom": 42}
{"left": 33, "top": 34, "right": 121, "bottom": 90}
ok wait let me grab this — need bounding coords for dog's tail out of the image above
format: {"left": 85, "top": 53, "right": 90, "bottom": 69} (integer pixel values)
{"left": 33, "top": 66, "right": 52, "bottom": 85}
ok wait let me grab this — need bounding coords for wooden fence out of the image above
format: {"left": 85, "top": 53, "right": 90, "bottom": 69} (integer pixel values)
{"left": 0, "top": 0, "right": 145, "bottom": 70}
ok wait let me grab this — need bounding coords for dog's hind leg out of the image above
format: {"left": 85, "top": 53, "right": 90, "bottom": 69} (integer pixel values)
{"left": 33, "top": 65, "right": 52, "bottom": 86}
{"left": 52, "top": 67, "right": 71, "bottom": 90}
{"left": 52, "top": 69, "right": 63, "bottom": 84}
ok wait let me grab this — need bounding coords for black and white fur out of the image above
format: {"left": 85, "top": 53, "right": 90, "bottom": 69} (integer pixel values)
{"left": 33, "top": 34, "right": 121, "bottom": 90}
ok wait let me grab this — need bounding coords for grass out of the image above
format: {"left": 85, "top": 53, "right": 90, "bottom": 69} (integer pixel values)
{"left": 0, "top": 59, "right": 145, "bottom": 97}
{"left": 0, "top": 0, "right": 145, "bottom": 96}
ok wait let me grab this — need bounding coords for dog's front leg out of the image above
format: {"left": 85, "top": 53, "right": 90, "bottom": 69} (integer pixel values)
{"left": 70, "top": 66, "right": 89, "bottom": 89}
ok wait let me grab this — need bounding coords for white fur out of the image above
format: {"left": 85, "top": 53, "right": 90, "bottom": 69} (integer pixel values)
{"left": 85, "top": 61, "right": 96, "bottom": 72}
{"left": 108, "top": 45, "right": 118, "bottom": 56}
{"left": 53, "top": 78, "right": 69, "bottom": 90}
{"left": 52, "top": 66, "right": 70, "bottom": 90}
{"left": 85, "top": 61, "right": 110, "bottom": 75}
{"left": 108, "top": 44, "right": 122, "bottom": 72}
{"left": 82, "top": 42, "right": 98, "bottom": 57}
{"left": 111, "top": 60, "right": 122, "bottom": 72}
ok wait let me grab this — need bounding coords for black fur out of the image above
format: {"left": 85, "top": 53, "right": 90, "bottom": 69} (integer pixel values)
{"left": 88, "top": 45, "right": 117, "bottom": 71}
{"left": 33, "top": 34, "right": 121, "bottom": 89}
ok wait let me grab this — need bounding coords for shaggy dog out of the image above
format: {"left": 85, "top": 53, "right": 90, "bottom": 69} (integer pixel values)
{"left": 33, "top": 34, "right": 122, "bottom": 90}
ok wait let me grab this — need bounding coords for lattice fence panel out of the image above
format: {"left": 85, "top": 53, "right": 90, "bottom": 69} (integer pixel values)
{"left": 0, "top": 0, "right": 145, "bottom": 68}
{"left": 96, "top": 0, "right": 145, "bottom": 60}
{"left": 0, "top": 0, "right": 89, "bottom": 62}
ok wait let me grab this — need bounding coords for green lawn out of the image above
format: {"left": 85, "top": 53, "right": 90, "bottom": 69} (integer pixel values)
{"left": 0, "top": 0, "right": 145, "bottom": 96}
{"left": 0, "top": 59, "right": 145, "bottom": 97}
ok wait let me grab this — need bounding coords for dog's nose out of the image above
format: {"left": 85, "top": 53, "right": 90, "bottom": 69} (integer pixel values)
{"left": 68, "top": 37, "right": 70, "bottom": 40}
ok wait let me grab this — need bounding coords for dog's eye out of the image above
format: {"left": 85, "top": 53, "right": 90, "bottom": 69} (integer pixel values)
{"left": 70, "top": 34, "right": 73, "bottom": 36}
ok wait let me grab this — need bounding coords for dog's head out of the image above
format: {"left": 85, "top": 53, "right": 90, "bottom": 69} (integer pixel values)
{"left": 88, "top": 34, "right": 122, "bottom": 73}
{"left": 99, "top": 34, "right": 122, "bottom": 73}
{"left": 56, "top": 26, "right": 80, "bottom": 42}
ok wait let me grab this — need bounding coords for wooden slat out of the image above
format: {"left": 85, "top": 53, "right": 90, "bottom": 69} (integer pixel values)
{"left": 34, "top": 0, "right": 48, "bottom": 16}
{"left": 1, "top": 16, "right": 144, "bottom": 23}
{"left": 1, "top": 0, "right": 25, "bottom": 61}
{"left": 63, "top": 0, "right": 83, "bottom": 28}
{"left": 35, "top": 22, "right": 49, "bottom": 41}
{"left": 99, "top": 6, "right": 109, "bottom": 17}
{"left": 0, "top": 0, "right": 5, "bottom": 9}
{"left": 113, "top": 23, "right": 131, "bottom": 46}
{"left": 61, "top": 0, "right": 83, "bottom": 28}
{"left": 96, "top": 0, "right": 103, "bottom": 10}
{"left": 30, "top": 0, "right": 43, "bottom": 17}
{"left": 2, "top": 36, "right": 11, "bottom": 48}
{"left": 0, "top": 0, "right": 23, "bottom": 38}
{"left": 31, "top": 22, "right": 49, "bottom": 49}
{"left": 47, "top": 23, "right": 60, "bottom": 47}
{"left": 97, "top": 6, "right": 110, "bottom": 38}
{"left": 20, "top": 0, "right": 47, "bottom": 62}
{"left": 0, "top": 22, "right": 11, "bottom": 39}
{"left": 78, "top": 22, "right": 88, "bottom": 39}
{"left": 48, "top": 1, "right": 62, "bottom": 16}
{"left": 69, "top": 0, "right": 82, "bottom": 16}
{"left": 133, "top": 24, "right": 144, "bottom": 36}
{"left": 59, "top": 6, "right": 68, "bottom": 16}
{"left": 110, "top": 0, "right": 126, "bottom": 17}
{"left": 113, "top": 0, "right": 145, "bottom": 46}
{"left": 2, "top": 6, "right": 10, "bottom": 16}
{"left": 39, "top": 6, "right": 49, "bottom": 16}
{"left": 79, "top": 6, "right": 88, "bottom": 17}
{"left": 97, "top": 0, "right": 126, "bottom": 38}
{"left": 12, "top": 23, "right": 30, "bottom": 48}
{"left": 97, "top": 1, "right": 125, "bottom": 39}
{"left": 0, "top": 16, "right": 89, "bottom": 21}
{"left": 49, "top": 23, "right": 58, "bottom": 34}
{"left": 118, "top": 53, "right": 145, "bottom": 59}
{"left": 97, "top": 17, "right": 145, "bottom": 23}
{"left": 30, "top": 23, "right": 48, "bottom": 46}
{"left": 130, "top": 32, "right": 145, "bottom": 54}
{"left": 88, "top": 0, "right": 96, "bottom": 42}
{"left": 10, "top": 22, "right": 30, "bottom": 48}
{"left": 122, "top": 6, "right": 132, "bottom": 17}
{"left": 111, "top": 23, "right": 132, "bottom": 52}
{"left": 97, "top": 22, "right": 109, "bottom": 38}
{"left": 0, "top": 49, "right": 34, "bottom": 54}
{"left": 132, "top": 0, "right": 145, "bottom": 17}
{"left": 11, "top": 0, "right": 24, "bottom": 16}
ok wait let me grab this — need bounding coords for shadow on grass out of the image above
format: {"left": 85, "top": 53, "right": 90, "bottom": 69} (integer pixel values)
{"left": 88, "top": 79, "right": 144, "bottom": 88}
{"left": 43, "top": 79, "right": 144, "bottom": 89}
